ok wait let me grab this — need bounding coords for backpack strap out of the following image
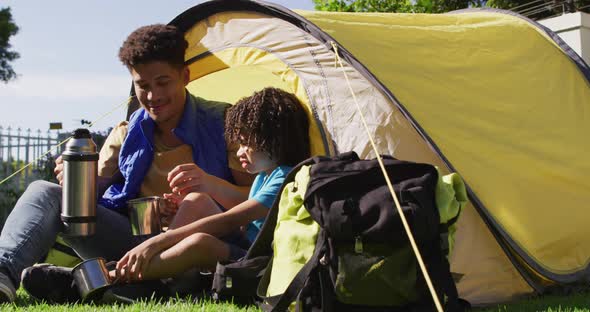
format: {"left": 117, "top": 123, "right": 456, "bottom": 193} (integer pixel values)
{"left": 211, "top": 255, "right": 271, "bottom": 302}
{"left": 426, "top": 238, "right": 466, "bottom": 312}
{"left": 211, "top": 157, "right": 318, "bottom": 303}
{"left": 246, "top": 157, "right": 318, "bottom": 259}
{"left": 258, "top": 230, "right": 327, "bottom": 312}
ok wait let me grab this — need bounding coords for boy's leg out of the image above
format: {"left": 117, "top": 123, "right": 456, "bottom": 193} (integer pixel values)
{"left": 168, "top": 192, "right": 223, "bottom": 229}
{"left": 139, "top": 232, "right": 232, "bottom": 280}
{"left": 129, "top": 192, "right": 233, "bottom": 280}
{"left": 0, "top": 181, "right": 64, "bottom": 293}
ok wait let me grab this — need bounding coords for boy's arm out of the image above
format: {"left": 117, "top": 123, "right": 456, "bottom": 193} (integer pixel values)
{"left": 167, "top": 139, "right": 255, "bottom": 209}
{"left": 161, "top": 198, "right": 266, "bottom": 247}
{"left": 163, "top": 166, "right": 286, "bottom": 250}
{"left": 168, "top": 164, "right": 251, "bottom": 209}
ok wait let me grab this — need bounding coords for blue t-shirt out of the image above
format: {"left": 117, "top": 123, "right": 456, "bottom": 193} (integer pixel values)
{"left": 245, "top": 165, "right": 292, "bottom": 243}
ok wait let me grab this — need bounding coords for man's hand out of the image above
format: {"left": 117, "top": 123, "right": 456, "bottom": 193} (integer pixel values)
{"left": 167, "top": 163, "right": 211, "bottom": 196}
{"left": 163, "top": 192, "right": 183, "bottom": 206}
{"left": 159, "top": 195, "right": 180, "bottom": 226}
{"left": 54, "top": 156, "right": 64, "bottom": 185}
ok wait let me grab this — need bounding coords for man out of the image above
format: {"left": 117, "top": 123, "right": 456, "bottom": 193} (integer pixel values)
{"left": 0, "top": 24, "right": 252, "bottom": 303}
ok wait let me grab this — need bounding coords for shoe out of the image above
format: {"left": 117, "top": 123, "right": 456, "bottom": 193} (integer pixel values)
{"left": 0, "top": 271, "right": 16, "bottom": 303}
{"left": 21, "top": 264, "right": 80, "bottom": 303}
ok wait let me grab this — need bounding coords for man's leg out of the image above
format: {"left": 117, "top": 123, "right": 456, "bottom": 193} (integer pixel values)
{"left": 20, "top": 205, "right": 151, "bottom": 304}
{"left": 20, "top": 192, "right": 228, "bottom": 302}
{"left": 0, "top": 180, "right": 64, "bottom": 301}
{"left": 63, "top": 204, "right": 148, "bottom": 261}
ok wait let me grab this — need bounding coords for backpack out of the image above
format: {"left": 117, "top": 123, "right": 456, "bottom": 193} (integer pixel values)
{"left": 212, "top": 151, "right": 467, "bottom": 311}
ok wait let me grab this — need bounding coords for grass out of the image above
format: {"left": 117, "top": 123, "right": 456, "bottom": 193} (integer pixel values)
{"left": 3, "top": 289, "right": 590, "bottom": 311}
{"left": 0, "top": 289, "right": 259, "bottom": 312}
{"left": 476, "top": 291, "right": 590, "bottom": 312}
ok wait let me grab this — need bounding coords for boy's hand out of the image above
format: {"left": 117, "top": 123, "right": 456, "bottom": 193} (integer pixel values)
{"left": 167, "top": 163, "right": 210, "bottom": 196}
{"left": 115, "top": 235, "right": 165, "bottom": 282}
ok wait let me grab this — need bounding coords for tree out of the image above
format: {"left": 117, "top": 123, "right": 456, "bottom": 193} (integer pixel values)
{"left": 312, "top": 0, "right": 485, "bottom": 14}
{"left": 486, "top": 0, "right": 590, "bottom": 20}
{"left": 313, "top": 0, "right": 590, "bottom": 18}
{"left": 0, "top": 7, "right": 19, "bottom": 83}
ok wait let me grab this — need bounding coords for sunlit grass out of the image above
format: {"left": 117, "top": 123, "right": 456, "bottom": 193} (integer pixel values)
{"left": 4, "top": 288, "right": 590, "bottom": 311}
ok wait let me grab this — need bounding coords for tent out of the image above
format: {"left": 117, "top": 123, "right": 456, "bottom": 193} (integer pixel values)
{"left": 126, "top": 0, "right": 590, "bottom": 305}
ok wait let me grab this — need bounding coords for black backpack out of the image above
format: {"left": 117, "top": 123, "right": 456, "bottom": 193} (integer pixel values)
{"left": 212, "top": 151, "right": 467, "bottom": 311}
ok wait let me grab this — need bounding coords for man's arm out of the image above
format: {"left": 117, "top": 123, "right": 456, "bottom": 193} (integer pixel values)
{"left": 97, "top": 173, "right": 123, "bottom": 196}
{"left": 96, "top": 122, "right": 127, "bottom": 194}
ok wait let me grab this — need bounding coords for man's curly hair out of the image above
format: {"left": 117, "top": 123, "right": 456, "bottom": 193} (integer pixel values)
{"left": 118, "top": 24, "right": 187, "bottom": 69}
{"left": 225, "top": 87, "right": 311, "bottom": 167}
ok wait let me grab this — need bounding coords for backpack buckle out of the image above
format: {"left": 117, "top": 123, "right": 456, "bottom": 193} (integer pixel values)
{"left": 354, "top": 236, "right": 363, "bottom": 254}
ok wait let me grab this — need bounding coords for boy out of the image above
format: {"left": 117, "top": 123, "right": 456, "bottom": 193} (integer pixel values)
{"left": 115, "top": 87, "right": 311, "bottom": 281}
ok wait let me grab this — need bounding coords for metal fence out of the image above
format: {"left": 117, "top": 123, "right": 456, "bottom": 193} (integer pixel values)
{"left": 0, "top": 126, "right": 66, "bottom": 189}
{"left": 0, "top": 126, "right": 109, "bottom": 227}
{"left": 0, "top": 126, "right": 66, "bottom": 227}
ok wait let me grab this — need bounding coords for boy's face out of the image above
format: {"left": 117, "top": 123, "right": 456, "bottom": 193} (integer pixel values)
{"left": 236, "top": 143, "right": 277, "bottom": 175}
{"left": 130, "top": 61, "right": 189, "bottom": 129}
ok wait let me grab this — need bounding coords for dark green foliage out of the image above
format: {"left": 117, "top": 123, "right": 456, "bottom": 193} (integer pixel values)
{"left": 487, "top": 0, "right": 590, "bottom": 20}
{"left": 312, "top": 0, "right": 484, "bottom": 14}
{"left": 0, "top": 156, "right": 57, "bottom": 228}
{"left": 313, "top": 0, "right": 590, "bottom": 19}
{"left": 0, "top": 7, "right": 19, "bottom": 83}
{"left": 0, "top": 168, "right": 25, "bottom": 229}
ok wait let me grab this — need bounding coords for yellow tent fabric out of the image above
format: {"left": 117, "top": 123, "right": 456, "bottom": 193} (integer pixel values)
{"left": 302, "top": 8, "right": 590, "bottom": 296}
{"left": 157, "top": 0, "right": 590, "bottom": 305}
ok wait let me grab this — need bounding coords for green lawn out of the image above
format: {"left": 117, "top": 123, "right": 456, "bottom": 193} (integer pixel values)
{"left": 1, "top": 289, "right": 258, "bottom": 312}
{"left": 476, "top": 291, "right": 590, "bottom": 312}
{"left": 3, "top": 289, "right": 590, "bottom": 311}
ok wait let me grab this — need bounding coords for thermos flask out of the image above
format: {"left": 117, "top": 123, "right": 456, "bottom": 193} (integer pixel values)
{"left": 61, "top": 128, "right": 99, "bottom": 236}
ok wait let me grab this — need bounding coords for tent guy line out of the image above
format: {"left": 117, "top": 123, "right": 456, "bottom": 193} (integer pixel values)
{"left": 0, "top": 96, "right": 133, "bottom": 187}
{"left": 331, "top": 41, "right": 443, "bottom": 312}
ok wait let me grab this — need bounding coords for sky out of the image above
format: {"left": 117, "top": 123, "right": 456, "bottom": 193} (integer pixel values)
{"left": 0, "top": 0, "right": 315, "bottom": 134}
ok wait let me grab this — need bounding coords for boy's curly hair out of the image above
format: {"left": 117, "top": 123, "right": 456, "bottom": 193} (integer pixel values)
{"left": 118, "top": 24, "right": 187, "bottom": 69}
{"left": 225, "top": 87, "right": 311, "bottom": 167}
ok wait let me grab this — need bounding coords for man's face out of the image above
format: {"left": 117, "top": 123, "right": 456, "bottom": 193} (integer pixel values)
{"left": 131, "top": 61, "right": 189, "bottom": 128}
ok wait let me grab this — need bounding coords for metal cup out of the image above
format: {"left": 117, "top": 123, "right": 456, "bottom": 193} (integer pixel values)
{"left": 72, "top": 257, "right": 112, "bottom": 301}
{"left": 127, "top": 196, "right": 164, "bottom": 236}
